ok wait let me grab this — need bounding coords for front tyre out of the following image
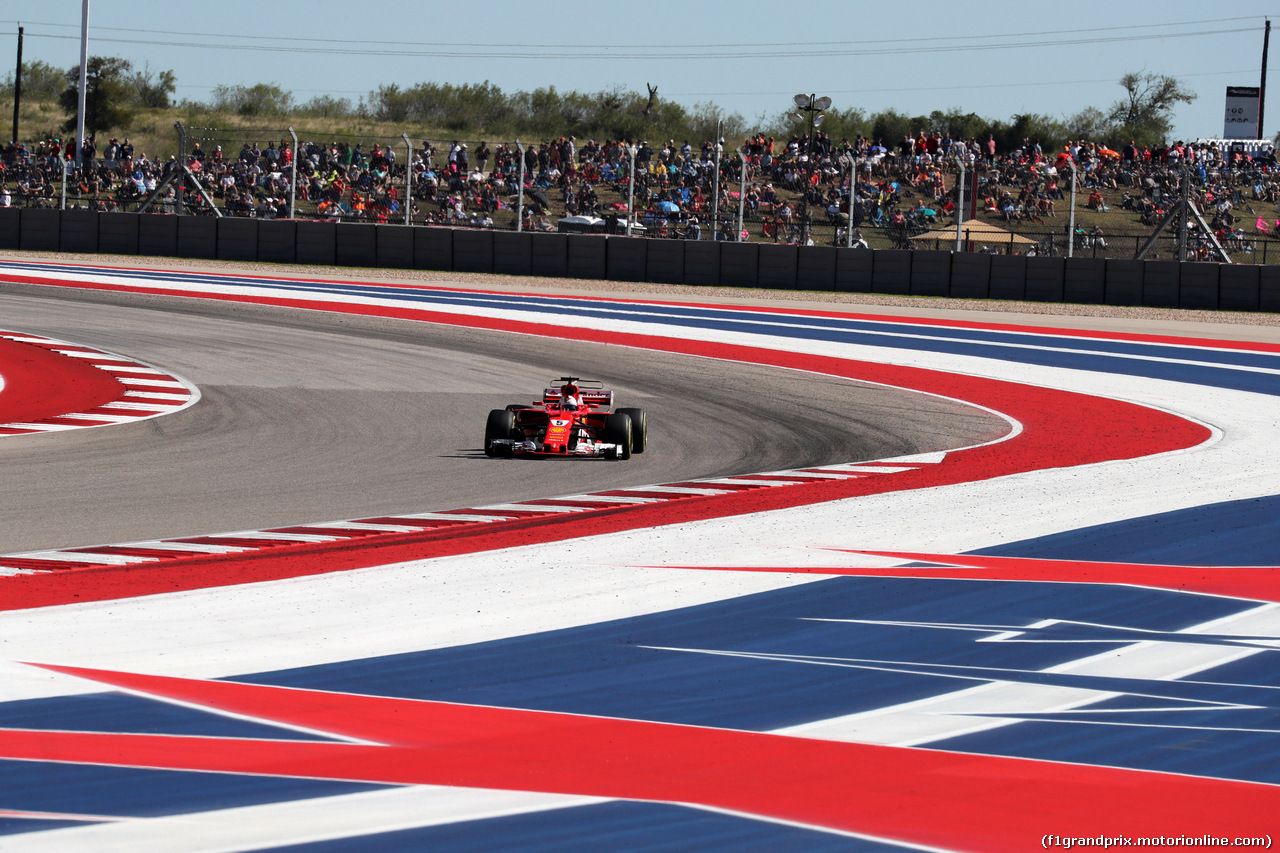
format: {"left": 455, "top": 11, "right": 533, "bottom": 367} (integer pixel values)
{"left": 484, "top": 409, "right": 516, "bottom": 457}
{"left": 603, "top": 412, "right": 632, "bottom": 460}
{"left": 617, "top": 407, "right": 647, "bottom": 454}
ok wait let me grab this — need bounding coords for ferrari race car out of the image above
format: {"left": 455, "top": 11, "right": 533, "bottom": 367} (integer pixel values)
{"left": 484, "top": 378, "right": 648, "bottom": 460}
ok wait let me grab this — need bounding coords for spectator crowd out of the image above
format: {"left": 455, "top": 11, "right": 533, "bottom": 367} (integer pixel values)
{"left": 2, "top": 127, "right": 1277, "bottom": 257}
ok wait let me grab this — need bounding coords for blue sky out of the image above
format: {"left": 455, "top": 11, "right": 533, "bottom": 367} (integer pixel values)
{"left": 3, "top": 2, "right": 1276, "bottom": 142}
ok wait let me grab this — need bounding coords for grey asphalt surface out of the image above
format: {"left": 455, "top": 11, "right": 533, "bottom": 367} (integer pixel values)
{"left": 0, "top": 281, "right": 1009, "bottom": 554}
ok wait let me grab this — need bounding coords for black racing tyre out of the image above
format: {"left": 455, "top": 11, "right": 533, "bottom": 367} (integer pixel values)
{"left": 484, "top": 409, "right": 516, "bottom": 457}
{"left": 617, "top": 407, "right": 647, "bottom": 454}
{"left": 603, "top": 412, "right": 632, "bottom": 461}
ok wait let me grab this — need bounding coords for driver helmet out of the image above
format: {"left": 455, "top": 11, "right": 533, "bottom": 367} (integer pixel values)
{"left": 560, "top": 383, "right": 580, "bottom": 409}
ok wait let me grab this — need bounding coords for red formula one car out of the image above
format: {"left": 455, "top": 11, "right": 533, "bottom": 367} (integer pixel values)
{"left": 484, "top": 378, "right": 648, "bottom": 460}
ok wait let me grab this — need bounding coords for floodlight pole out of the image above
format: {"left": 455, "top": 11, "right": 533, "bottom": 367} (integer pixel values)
{"left": 790, "top": 93, "right": 829, "bottom": 246}
{"left": 515, "top": 139, "right": 526, "bottom": 232}
{"left": 803, "top": 101, "right": 815, "bottom": 245}
{"left": 626, "top": 143, "right": 638, "bottom": 237}
{"left": 954, "top": 153, "right": 966, "bottom": 253}
{"left": 844, "top": 153, "right": 857, "bottom": 249}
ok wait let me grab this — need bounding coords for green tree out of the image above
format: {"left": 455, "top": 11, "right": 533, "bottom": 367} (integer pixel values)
{"left": 1107, "top": 71, "right": 1195, "bottom": 147}
{"left": 806, "top": 106, "right": 867, "bottom": 146}
{"left": 59, "top": 56, "right": 135, "bottom": 135}
{"left": 1063, "top": 106, "right": 1115, "bottom": 146}
{"left": 210, "top": 83, "right": 293, "bottom": 116}
{"left": 868, "top": 109, "right": 916, "bottom": 148}
{"left": 988, "top": 113, "right": 1066, "bottom": 155}
{"left": 1, "top": 60, "right": 66, "bottom": 100}
{"left": 299, "top": 94, "right": 353, "bottom": 119}
{"left": 130, "top": 64, "right": 176, "bottom": 109}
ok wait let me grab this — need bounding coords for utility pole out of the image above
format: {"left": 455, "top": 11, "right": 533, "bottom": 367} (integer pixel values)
{"left": 75, "top": 0, "right": 89, "bottom": 168}
{"left": 11, "top": 26, "right": 22, "bottom": 144}
{"left": 1260, "top": 18, "right": 1271, "bottom": 141}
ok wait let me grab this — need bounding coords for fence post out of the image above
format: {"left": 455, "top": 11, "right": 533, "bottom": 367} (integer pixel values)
{"left": 1067, "top": 159, "right": 1077, "bottom": 257}
{"left": 515, "top": 139, "right": 526, "bottom": 232}
{"left": 737, "top": 146, "right": 747, "bottom": 242}
{"left": 174, "top": 121, "right": 186, "bottom": 215}
{"left": 711, "top": 131, "right": 722, "bottom": 237}
{"left": 626, "top": 143, "right": 638, "bottom": 236}
{"left": 401, "top": 132, "right": 412, "bottom": 226}
{"left": 288, "top": 126, "right": 299, "bottom": 220}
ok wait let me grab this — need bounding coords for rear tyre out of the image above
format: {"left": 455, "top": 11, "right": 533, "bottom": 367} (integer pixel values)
{"left": 484, "top": 409, "right": 516, "bottom": 457}
{"left": 617, "top": 407, "right": 647, "bottom": 454}
{"left": 603, "top": 412, "right": 632, "bottom": 460}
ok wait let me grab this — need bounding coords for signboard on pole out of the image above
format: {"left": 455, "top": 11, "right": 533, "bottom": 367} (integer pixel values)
{"left": 1224, "top": 86, "right": 1261, "bottom": 138}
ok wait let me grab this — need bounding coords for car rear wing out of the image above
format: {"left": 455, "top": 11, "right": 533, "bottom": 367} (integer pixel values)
{"left": 543, "top": 387, "right": 613, "bottom": 407}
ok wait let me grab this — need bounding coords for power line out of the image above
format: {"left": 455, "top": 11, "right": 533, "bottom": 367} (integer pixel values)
{"left": 0, "top": 15, "right": 1265, "bottom": 52}
{"left": 669, "top": 69, "right": 1261, "bottom": 101}
{"left": 10, "top": 25, "right": 1259, "bottom": 61}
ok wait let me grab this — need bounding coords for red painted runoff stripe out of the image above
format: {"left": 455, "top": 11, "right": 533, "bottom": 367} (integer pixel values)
{"left": 5, "top": 662, "right": 1276, "bottom": 851}
{"left": 0, "top": 336, "right": 125, "bottom": 424}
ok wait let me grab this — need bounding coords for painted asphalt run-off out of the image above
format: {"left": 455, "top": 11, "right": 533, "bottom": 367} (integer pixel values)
{"left": 0, "top": 330, "right": 198, "bottom": 436}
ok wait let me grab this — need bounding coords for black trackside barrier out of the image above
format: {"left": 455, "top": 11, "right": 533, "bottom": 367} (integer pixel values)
{"left": 375, "top": 224, "right": 414, "bottom": 270}
{"left": 605, "top": 235, "right": 646, "bottom": 283}
{"left": 98, "top": 211, "right": 140, "bottom": 255}
{"left": 453, "top": 228, "right": 495, "bottom": 274}
{"left": 1141, "top": 260, "right": 1180, "bottom": 308}
{"left": 1179, "top": 262, "right": 1221, "bottom": 311}
{"left": 257, "top": 219, "right": 297, "bottom": 265}
{"left": 295, "top": 220, "right": 337, "bottom": 266}
{"left": 530, "top": 232, "right": 567, "bottom": 278}
{"left": 0, "top": 208, "right": 20, "bottom": 249}
{"left": 645, "top": 238, "right": 684, "bottom": 285}
{"left": 565, "top": 234, "right": 607, "bottom": 280}
{"left": 216, "top": 217, "right": 258, "bottom": 263}
{"left": 720, "top": 241, "right": 760, "bottom": 289}
{"left": 1218, "top": 263, "right": 1260, "bottom": 312}
{"left": 492, "top": 231, "right": 533, "bottom": 277}
{"left": 176, "top": 216, "right": 216, "bottom": 260}
{"left": 950, "top": 252, "right": 990, "bottom": 299}
{"left": 0, "top": 210, "right": 1275, "bottom": 314}
{"left": 909, "top": 250, "right": 950, "bottom": 297}
{"left": 335, "top": 222, "right": 377, "bottom": 267}
{"left": 1064, "top": 257, "right": 1106, "bottom": 305}
{"left": 872, "top": 249, "right": 911, "bottom": 295}
{"left": 1102, "top": 259, "right": 1141, "bottom": 306}
{"left": 1024, "top": 256, "right": 1065, "bottom": 303}
{"left": 1260, "top": 266, "right": 1280, "bottom": 313}
{"left": 59, "top": 210, "right": 99, "bottom": 254}
{"left": 988, "top": 254, "right": 1028, "bottom": 302}
{"left": 797, "top": 245, "right": 837, "bottom": 291}
{"left": 683, "top": 240, "right": 720, "bottom": 287}
{"left": 18, "top": 208, "right": 59, "bottom": 251}
{"left": 835, "top": 247, "right": 873, "bottom": 293}
{"left": 758, "top": 243, "right": 798, "bottom": 290}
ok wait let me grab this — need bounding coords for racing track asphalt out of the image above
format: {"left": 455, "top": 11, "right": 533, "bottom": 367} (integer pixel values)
{"left": 0, "top": 280, "right": 1010, "bottom": 554}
